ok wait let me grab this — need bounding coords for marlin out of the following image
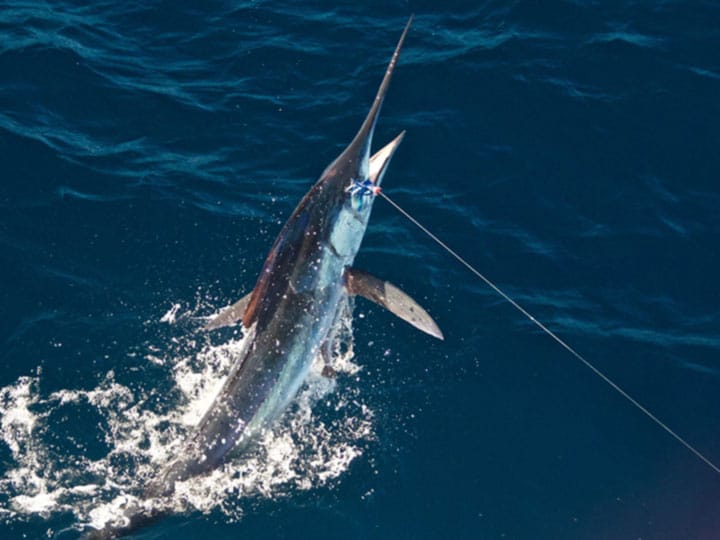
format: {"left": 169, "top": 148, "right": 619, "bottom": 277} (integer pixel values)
{"left": 82, "top": 15, "right": 441, "bottom": 539}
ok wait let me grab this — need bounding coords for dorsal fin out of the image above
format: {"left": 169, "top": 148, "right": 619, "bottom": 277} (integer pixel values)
{"left": 205, "top": 292, "right": 252, "bottom": 331}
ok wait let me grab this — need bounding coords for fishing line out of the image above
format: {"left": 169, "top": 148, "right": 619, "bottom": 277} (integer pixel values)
{"left": 378, "top": 190, "right": 720, "bottom": 476}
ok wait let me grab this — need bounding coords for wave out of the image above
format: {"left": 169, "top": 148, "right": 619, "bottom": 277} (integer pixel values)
{"left": 586, "top": 30, "right": 664, "bottom": 49}
{"left": 505, "top": 286, "right": 720, "bottom": 352}
{"left": 550, "top": 316, "right": 720, "bottom": 350}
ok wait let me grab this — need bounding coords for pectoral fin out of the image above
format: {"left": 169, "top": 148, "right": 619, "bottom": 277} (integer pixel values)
{"left": 344, "top": 267, "right": 444, "bottom": 340}
{"left": 205, "top": 292, "right": 252, "bottom": 331}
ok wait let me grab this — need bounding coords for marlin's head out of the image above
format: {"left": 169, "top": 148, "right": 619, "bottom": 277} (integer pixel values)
{"left": 311, "top": 15, "right": 413, "bottom": 227}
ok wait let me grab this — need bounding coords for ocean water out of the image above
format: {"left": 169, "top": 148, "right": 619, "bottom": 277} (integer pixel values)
{"left": 1, "top": 1, "right": 720, "bottom": 539}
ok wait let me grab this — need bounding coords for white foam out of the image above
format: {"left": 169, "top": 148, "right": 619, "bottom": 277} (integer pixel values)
{"left": 12, "top": 490, "right": 58, "bottom": 515}
{"left": 160, "top": 303, "right": 183, "bottom": 324}
{"left": 0, "top": 299, "right": 373, "bottom": 532}
{"left": 0, "top": 377, "right": 38, "bottom": 456}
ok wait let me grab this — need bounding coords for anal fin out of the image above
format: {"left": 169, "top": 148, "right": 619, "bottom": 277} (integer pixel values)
{"left": 205, "top": 292, "right": 252, "bottom": 331}
{"left": 344, "top": 267, "right": 443, "bottom": 340}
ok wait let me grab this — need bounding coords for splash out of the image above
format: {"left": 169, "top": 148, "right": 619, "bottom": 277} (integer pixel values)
{"left": 0, "top": 298, "right": 372, "bottom": 535}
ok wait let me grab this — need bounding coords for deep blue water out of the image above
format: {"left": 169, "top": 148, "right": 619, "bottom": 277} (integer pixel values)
{"left": 2, "top": 1, "right": 720, "bottom": 539}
